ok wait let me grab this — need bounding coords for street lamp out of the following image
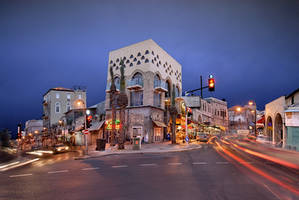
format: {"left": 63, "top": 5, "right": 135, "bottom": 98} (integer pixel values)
{"left": 84, "top": 109, "right": 91, "bottom": 155}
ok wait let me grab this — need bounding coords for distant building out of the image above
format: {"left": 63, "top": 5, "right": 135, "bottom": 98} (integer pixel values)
{"left": 265, "top": 88, "right": 299, "bottom": 150}
{"left": 228, "top": 105, "right": 256, "bottom": 135}
{"left": 181, "top": 96, "right": 228, "bottom": 135}
{"left": 105, "top": 39, "right": 182, "bottom": 143}
{"left": 25, "top": 119, "right": 43, "bottom": 147}
{"left": 42, "top": 87, "right": 86, "bottom": 130}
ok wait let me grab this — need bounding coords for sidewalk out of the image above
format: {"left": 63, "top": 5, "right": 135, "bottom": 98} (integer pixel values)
{"left": 75, "top": 141, "right": 202, "bottom": 160}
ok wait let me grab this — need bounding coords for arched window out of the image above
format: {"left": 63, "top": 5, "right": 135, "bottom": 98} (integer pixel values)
{"left": 114, "top": 77, "right": 120, "bottom": 90}
{"left": 66, "top": 102, "right": 71, "bottom": 112}
{"left": 145, "top": 59, "right": 149, "bottom": 63}
{"left": 145, "top": 50, "right": 149, "bottom": 54}
{"left": 55, "top": 102, "right": 60, "bottom": 113}
{"left": 130, "top": 63, "right": 133, "bottom": 67}
{"left": 154, "top": 74, "right": 160, "bottom": 88}
{"left": 165, "top": 80, "right": 171, "bottom": 97}
{"left": 175, "top": 86, "right": 180, "bottom": 97}
{"left": 130, "top": 73, "right": 143, "bottom": 106}
{"left": 137, "top": 52, "right": 141, "bottom": 56}
{"left": 137, "top": 61, "right": 141, "bottom": 65}
{"left": 141, "top": 56, "right": 145, "bottom": 60}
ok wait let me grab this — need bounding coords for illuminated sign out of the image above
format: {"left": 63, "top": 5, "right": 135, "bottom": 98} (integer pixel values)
{"left": 106, "top": 119, "right": 121, "bottom": 130}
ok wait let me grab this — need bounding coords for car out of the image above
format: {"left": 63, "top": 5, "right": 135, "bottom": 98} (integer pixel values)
{"left": 197, "top": 133, "right": 209, "bottom": 142}
{"left": 52, "top": 144, "right": 69, "bottom": 154}
{"left": 256, "top": 135, "right": 271, "bottom": 144}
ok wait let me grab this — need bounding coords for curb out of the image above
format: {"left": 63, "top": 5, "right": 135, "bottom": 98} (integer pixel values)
{"left": 74, "top": 145, "right": 202, "bottom": 160}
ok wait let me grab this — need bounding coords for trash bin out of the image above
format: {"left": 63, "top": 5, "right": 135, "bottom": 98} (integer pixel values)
{"left": 132, "top": 137, "right": 141, "bottom": 150}
{"left": 96, "top": 139, "right": 106, "bottom": 151}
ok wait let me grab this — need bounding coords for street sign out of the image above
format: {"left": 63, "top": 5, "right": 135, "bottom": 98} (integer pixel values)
{"left": 185, "top": 136, "right": 189, "bottom": 143}
{"left": 83, "top": 130, "right": 89, "bottom": 135}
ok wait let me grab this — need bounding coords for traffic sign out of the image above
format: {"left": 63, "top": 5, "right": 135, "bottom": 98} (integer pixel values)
{"left": 185, "top": 136, "right": 189, "bottom": 143}
{"left": 83, "top": 130, "right": 89, "bottom": 135}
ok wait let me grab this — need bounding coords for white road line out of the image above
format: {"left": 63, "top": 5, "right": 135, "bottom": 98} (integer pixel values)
{"left": 192, "top": 162, "right": 208, "bottom": 165}
{"left": 139, "top": 163, "right": 157, "bottom": 167}
{"left": 216, "top": 162, "right": 229, "bottom": 164}
{"left": 168, "top": 162, "right": 183, "bottom": 166}
{"left": 48, "top": 170, "right": 69, "bottom": 174}
{"left": 81, "top": 167, "right": 99, "bottom": 171}
{"left": 112, "top": 165, "right": 128, "bottom": 168}
{"left": 263, "top": 184, "right": 282, "bottom": 200}
{"left": 10, "top": 173, "right": 32, "bottom": 178}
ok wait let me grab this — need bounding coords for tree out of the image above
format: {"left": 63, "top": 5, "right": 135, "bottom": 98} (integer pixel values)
{"left": 117, "top": 58, "right": 128, "bottom": 149}
{"left": 0, "top": 129, "right": 11, "bottom": 147}
{"left": 169, "top": 84, "right": 178, "bottom": 144}
{"left": 109, "top": 66, "right": 117, "bottom": 146}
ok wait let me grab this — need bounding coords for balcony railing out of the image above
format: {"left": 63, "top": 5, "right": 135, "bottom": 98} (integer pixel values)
{"left": 127, "top": 79, "right": 143, "bottom": 90}
{"left": 154, "top": 80, "right": 168, "bottom": 92}
{"left": 106, "top": 82, "right": 120, "bottom": 92}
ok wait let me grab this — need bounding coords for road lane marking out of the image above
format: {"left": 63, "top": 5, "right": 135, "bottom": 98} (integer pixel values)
{"left": 216, "top": 162, "right": 229, "bottom": 164}
{"left": 139, "top": 163, "right": 157, "bottom": 167}
{"left": 263, "top": 184, "right": 281, "bottom": 200}
{"left": 48, "top": 170, "right": 69, "bottom": 174}
{"left": 192, "top": 162, "right": 208, "bottom": 165}
{"left": 0, "top": 158, "right": 39, "bottom": 172}
{"left": 81, "top": 167, "right": 99, "bottom": 171}
{"left": 168, "top": 162, "right": 183, "bottom": 166}
{"left": 10, "top": 173, "right": 32, "bottom": 178}
{"left": 112, "top": 165, "right": 128, "bottom": 168}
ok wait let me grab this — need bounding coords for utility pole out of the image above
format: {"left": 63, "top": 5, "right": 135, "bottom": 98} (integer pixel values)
{"left": 200, "top": 75, "right": 203, "bottom": 98}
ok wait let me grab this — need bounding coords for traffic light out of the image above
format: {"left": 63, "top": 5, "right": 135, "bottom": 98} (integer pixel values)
{"left": 208, "top": 75, "right": 215, "bottom": 91}
{"left": 86, "top": 115, "right": 92, "bottom": 128}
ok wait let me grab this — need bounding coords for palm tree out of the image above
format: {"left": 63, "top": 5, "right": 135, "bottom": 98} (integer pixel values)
{"left": 109, "top": 66, "right": 117, "bottom": 146}
{"left": 169, "top": 84, "right": 177, "bottom": 144}
{"left": 117, "top": 59, "right": 128, "bottom": 149}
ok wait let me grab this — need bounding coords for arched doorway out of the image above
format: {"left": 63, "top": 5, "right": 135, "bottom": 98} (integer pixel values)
{"left": 266, "top": 116, "right": 273, "bottom": 141}
{"left": 274, "top": 113, "right": 283, "bottom": 145}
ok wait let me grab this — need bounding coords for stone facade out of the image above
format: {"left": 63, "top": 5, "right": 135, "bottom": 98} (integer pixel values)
{"left": 43, "top": 87, "right": 86, "bottom": 130}
{"left": 105, "top": 39, "right": 182, "bottom": 143}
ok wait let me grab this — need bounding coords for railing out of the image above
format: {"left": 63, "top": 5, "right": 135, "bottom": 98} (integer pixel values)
{"left": 154, "top": 80, "right": 168, "bottom": 92}
{"left": 127, "top": 79, "right": 143, "bottom": 88}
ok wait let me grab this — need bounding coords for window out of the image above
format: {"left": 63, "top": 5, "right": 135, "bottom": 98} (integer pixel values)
{"left": 145, "top": 59, "right": 149, "bottom": 63}
{"left": 123, "top": 56, "right": 126, "bottom": 60}
{"left": 134, "top": 58, "right": 137, "bottom": 62}
{"left": 152, "top": 59, "right": 154, "bottom": 64}
{"left": 115, "top": 77, "right": 120, "bottom": 90}
{"left": 165, "top": 80, "right": 171, "bottom": 97}
{"left": 130, "top": 54, "right": 133, "bottom": 58}
{"left": 152, "top": 51, "right": 155, "bottom": 55}
{"left": 67, "top": 94, "right": 71, "bottom": 101}
{"left": 110, "top": 60, "right": 113, "bottom": 64}
{"left": 78, "top": 94, "right": 82, "bottom": 99}
{"left": 126, "top": 60, "right": 130, "bottom": 64}
{"left": 137, "top": 52, "right": 141, "bottom": 56}
{"left": 130, "top": 90, "right": 143, "bottom": 106}
{"left": 154, "top": 92, "right": 161, "bottom": 107}
{"left": 55, "top": 102, "right": 60, "bottom": 113}
{"left": 154, "top": 74, "right": 160, "bottom": 88}
{"left": 66, "top": 102, "right": 71, "bottom": 112}
{"left": 116, "top": 58, "right": 119, "bottom": 62}
{"left": 145, "top": 50, "right": 149, "bottom": 54}
{"left": 292, "top": 96, "right": 294, "bottom": 104}
{"left": 157, "top": 55, "right": 159, "bottom": 59}
{"left": 137, "top": 61, "right": 141, "bottom": 65}
{"left": 130, "top": 63, "right": 133, "bottom": 67}
{"left": 141, "top": 56, "right": 145, "bottom": 60}
{"left": 131, "top": 72, "right": 143, "bottom": 86}
{"left": 56, "top": 93, "right": 60, "bottom": 99}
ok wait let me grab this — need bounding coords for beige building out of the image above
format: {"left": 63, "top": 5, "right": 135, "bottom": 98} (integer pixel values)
{"left": 105, "top": 39, "right": 182, "bottom": 143}
{"left": 43, "top": 87, "right": 86, "bottom": 130}
{"left": 265, "top": 88, "right": 299, "bottom": 150}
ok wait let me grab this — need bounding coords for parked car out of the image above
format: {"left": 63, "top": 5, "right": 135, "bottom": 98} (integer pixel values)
{"left": 197, "top": 133, "right": 209, "bottom": 142}
{"left": 52, "top": 144, "right": 69, "bottom": 154}
{"left": 256, "top": 135, "right": 271, "bottom": 144}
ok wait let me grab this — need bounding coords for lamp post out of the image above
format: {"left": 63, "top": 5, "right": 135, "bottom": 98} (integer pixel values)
{"left": 248, "top": 101, "right": 257, "bottom": 136}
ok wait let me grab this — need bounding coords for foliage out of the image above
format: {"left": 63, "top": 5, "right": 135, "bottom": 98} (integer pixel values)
{"left": 0, "top": 129, "right": 11, "bottom": 147}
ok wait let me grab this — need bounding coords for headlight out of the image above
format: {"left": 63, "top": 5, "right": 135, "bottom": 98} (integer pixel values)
{"left": 65, "top": 146, "right": 69, "bottom": 150}
{"left": 57, "top": 148, "right": 61, "bottom": 151}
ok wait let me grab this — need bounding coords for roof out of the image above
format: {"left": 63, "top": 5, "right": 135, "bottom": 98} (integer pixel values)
{"left": 43, "top": 87, "right": 74, "bottom": 96}
{"left": 152, "top": 120, "right": 167, "bottom": 127}
{"left": 88, "top": 120, "right": 105, "bottom": 131}
{"left": 286, "top": 88, "right": 299, "bottom": 99}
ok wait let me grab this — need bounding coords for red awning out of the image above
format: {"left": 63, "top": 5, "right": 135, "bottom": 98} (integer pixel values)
{"left": 257, "top": 116, "right": 265, "bottom": 124}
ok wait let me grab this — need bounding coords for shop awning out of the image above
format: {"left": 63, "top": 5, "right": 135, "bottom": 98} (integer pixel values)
{"left": 152, "top": 120, "right": 167, "bottom": 127}
{"left": 88, "top": 120, "right": 105, "bottom": 132}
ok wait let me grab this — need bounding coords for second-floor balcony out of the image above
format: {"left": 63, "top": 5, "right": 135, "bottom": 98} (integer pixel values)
{"left": 127, "top": 79, "right": 143, "bottom": 90}
{"left": 154, "top": 80, "right": 168, "bottom": 92}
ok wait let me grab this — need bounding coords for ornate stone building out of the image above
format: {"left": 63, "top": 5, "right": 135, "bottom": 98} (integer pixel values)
{"left": 105, "top": 39, "right": 182, "bottom": 143}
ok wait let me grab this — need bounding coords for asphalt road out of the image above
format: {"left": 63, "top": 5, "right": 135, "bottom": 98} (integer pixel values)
{"left": 0, "top": 141, "right": 298, "bottom": 200}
